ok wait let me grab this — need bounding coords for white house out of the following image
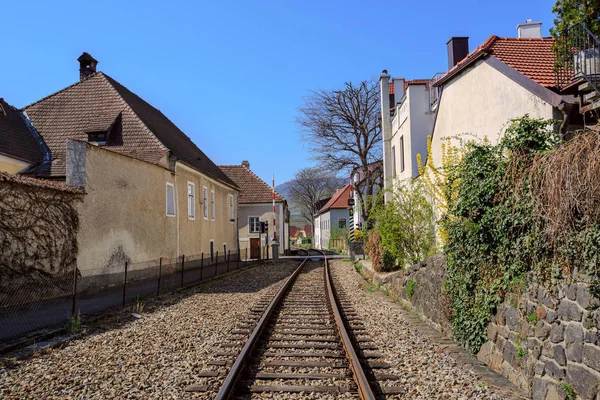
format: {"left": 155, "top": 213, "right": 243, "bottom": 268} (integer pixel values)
{"left": 314, "top": 184, "right": 352, "bottom": 250}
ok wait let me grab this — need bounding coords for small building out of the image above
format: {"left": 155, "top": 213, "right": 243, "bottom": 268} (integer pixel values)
{"left": 0, "top": 98, "right": 48, "bottom": 174}
{"left": 378, "top": 75, "right": 436, "bottom": 201}
{"left": 314, "top": 184, "right": 352, "bottom": 250}
{"left": 20, "top": 53, "right": 240, "bottom": 281}
{"left": 219, "top": 161, "right": 290, "bottom": 258}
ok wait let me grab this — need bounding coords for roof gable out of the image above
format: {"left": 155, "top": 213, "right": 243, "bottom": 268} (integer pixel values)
{"left": 218, "top": 165, "right": 285, "bottom": 203}
{"left": 317, "top": 184, "right": 352, "bottom": 214}
{"left": 435, "top": 36, "right": 556, "bottom": 88}
{"left": 0, "top": 98, "right": 45, "bottom": 165}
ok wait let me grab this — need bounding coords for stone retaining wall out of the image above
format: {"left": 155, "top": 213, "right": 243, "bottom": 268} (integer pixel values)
{"left": 359, "top": 256, "right": 600, "bottom": 399}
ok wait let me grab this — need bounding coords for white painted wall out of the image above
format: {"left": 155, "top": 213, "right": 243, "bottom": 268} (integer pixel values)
{"left": 430, "top": 59, "right": 558, "bottom": 169}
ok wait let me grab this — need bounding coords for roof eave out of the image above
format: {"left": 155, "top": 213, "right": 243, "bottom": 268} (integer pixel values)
{"left": 434, "top": 51, "right": 489, "bottom": 87}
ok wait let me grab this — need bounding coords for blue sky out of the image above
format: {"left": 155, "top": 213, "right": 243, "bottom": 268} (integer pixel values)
{"left": 1, "top": 0, "right": 555, "bottom": 184}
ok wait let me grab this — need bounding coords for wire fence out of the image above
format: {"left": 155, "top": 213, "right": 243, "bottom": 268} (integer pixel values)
{"left": 0, "top": 248, "right": 268, "bottom": 342}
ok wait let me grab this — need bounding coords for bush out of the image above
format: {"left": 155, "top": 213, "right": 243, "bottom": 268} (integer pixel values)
{"left": 369, "top": 180, "right": 437, "bottom": 269}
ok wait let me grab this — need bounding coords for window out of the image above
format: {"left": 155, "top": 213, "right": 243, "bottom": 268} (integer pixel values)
{"left": 166, "top": 182, "right": 175, "bottom": 216}
{"left": 210, "top": 189, "right": 215, "bottom": 220}
{"left": 187, "top": 182, "right": 195, "bottom": 219}
{"left": 249, "top": 216, "right": 260, "bottom": 233}
{"left": 391, "top": 145, "right": 397, "bottom": 177}
{"left": 203, "top": 187, "right": 208, "bottom": 219}
{"left": 229, "top": 194, "right": 234, "bottom": 222}
{"left": 400, "top": 136, "right": 405, "bottom": 172}
{"left": 339, "top": 218, "right": 347, "bottom": 229}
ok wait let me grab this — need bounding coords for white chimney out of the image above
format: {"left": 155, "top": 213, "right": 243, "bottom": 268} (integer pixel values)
{"left": 392, "top": 77, "right": 405, "bottom": 103}
{"left": 517, "top": 19, "right": 542, "bottom": 38}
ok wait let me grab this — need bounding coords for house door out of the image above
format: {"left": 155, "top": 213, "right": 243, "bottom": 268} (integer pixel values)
{"left": 250, "top": 238, "right": 260, "bottom": 259}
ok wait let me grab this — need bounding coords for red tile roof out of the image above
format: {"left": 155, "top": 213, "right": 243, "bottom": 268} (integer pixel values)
{"left": 435, "top": 36, "right": 556, "bottom": 88}
{"left": 389, "top": 81, "right": 395, "bottom": 95}
{"left": 218, "top": 165, "right": 286, "bottom": 204}
{"left": 316, "top": 184, "right": 352, "bottom": 214}
{"left": 403, "top": 79, "right": 428, "bottom": 91}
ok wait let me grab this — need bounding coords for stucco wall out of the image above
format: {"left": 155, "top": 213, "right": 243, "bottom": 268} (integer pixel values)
{"left": 430, "top": 59, "right": 557, "bottom": 168}
{"left": 238, "top": 202, "right": 287, "bottom": 256}
{"left": 67, "top": 141, "right": 238, "bottom": 281}
{"left": 0, "top": 155, "right": 30, "bottom": 174}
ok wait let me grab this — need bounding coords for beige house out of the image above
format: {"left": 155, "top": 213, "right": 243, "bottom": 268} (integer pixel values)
{"left": 219, "top": 162, "right": 290, "bottom": 259}
{"left": 428, "top": 23, "right": 576, "bottom": 169}
{"left": 0, "top": 98, "right": 48, "bottom": 174}
{"left": 21, "top": 53, "right": 239, "bottom": 280}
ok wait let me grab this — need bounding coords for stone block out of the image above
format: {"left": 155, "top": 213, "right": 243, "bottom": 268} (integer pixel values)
{"left": 583, "top": 343, "right": 600, "bottom": 372}
{"left": 497, "top": 324, "right": 510, "bottom": 339}
{"left": 550, "top": 323, "right": 565, "bottom": 343}
{"left": 535, "top": 321, "right": 551, "bottom": 340}
{"left": 477, "top": 341, "right": 493, "bottom": 365}
{"left": 527, "top": 301, "right": 537, "bottom": 315}
{"left": 566, "top": 364, "right": 600, "bottom": 400}
{"left": 577, "top": 285, "right": 592, "bottom": 309}
{"left": 566, "top": 342, "right": 583, "bottom": 363}
{"left": 565, "top": 323, "right": 584, "bottom": 345}
{"left": 544, "top": 359, "right": 565, "bottom": 380}
{"left": 567, "top": 284, "right": 578, "bottom": 301}
{"left": 528, "top": 337, "right": 543, "bottom": 359}
{"left": 536, "top": 306, "right": 548, "bottom": 320}
{"left": 558, "top": 300, "right": 583, "bottom": 322}
{"left": 534, "top": 360, "right": 545, "bottom": 375}
{"left": 585, "top": 329, "right": 599, "bottom": 345}
{"left": 554, "top": 344, "right": 567, "bottom": 366}
{"left": 487, "top": 323, "right": 498, "bottom": 341}
{"left": 546, "top": 309, "right": 558, "bottom": 324}
{"left": 504, "top": 306, "right": 520, "bottom": 329}
{"left": 503, "top": 340, "right": 517, "bottom": 367}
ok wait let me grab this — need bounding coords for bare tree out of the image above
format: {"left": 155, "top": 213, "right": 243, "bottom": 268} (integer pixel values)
{"left": 289, "top": 167, "right": 340, "bottom": 237}
{"left": 297, "top": 80, "right": 382, "bottom": 222}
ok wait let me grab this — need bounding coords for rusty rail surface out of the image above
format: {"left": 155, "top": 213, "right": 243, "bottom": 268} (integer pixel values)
{"left": 214, "top": 249, "right": 376, "bottom": 399}
{"left": 323, "top": 252, "right": 376, "bottom": 400}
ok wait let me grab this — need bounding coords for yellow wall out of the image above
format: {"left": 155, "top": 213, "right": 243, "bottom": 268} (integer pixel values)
{"left": 0, "top": 155, "right": 29, "bottom": 174}
{"left": 72, "top": 143, "right": 238, "bottom": 277}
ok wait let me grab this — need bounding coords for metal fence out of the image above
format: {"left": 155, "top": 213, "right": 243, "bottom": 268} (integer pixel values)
{"left": 0, "top": 248, "right": 266, "bottom": 342}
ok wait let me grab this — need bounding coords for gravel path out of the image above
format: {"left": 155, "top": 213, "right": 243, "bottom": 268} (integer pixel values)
{"left": 0, "top": 260, "right": 298, "bottom": 400}
{"left": 330, "top": 260, "right": 514, "bottom": 400}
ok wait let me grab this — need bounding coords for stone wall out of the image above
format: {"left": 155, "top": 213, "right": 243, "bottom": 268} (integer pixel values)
{"left": 360, "top": 255, "right": 600, "bottom": 399}
{"left": 477, "top": 279, "right": 600, "bottom": 399}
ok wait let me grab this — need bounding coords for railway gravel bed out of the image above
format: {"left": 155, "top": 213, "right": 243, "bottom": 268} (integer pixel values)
{"left": 0, "top": 260, "right": 299, "bottom": 400}
{"left": 330, "top": 260, "right": 522, "bottom": 400}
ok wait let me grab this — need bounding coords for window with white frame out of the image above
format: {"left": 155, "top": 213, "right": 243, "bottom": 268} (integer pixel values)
{"left": 210, "top": 189, "right": 215, "bottom": 220}
{"left": 391, "top": 145, "right": 397, "bottom": 177}
{"left": 400, "top": 135, "right": 405, "bottom": 172}
{"left": 166, "top": 182, "right": 175, "bottom": 216}
{"left": 203, "top": 186, "right": 208, "bottom": 219}
{"left": 187, "top": 182, "right": 195, "bottom": 219}
{"left": 339, "top": 218, "right": 347, "bottom": 229}
{"left": 229, "top": 194, "right": 234, "bottom": 221}
{"left": 249, "top": 216, "right": 260, "bottom": 233}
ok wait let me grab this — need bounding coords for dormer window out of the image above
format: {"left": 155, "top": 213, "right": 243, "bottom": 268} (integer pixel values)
{"left": 87, "top": 131, "right": 108, "bottom": 145}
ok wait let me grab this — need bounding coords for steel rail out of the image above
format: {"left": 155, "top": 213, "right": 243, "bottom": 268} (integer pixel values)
{"left": 322, "top": 251, "right": 376, "bottom": 400}
{"left": 214, "top": 255, "right": 309, "bottom": 400}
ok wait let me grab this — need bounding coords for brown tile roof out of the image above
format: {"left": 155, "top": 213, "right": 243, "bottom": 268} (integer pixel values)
{"left": 23, "top": 72, "right": 237, "bottom": 189}
{"left": 403, "top": 79, "right": 428, "bottom": 91}
{"left": 317, "top": 184, "right": 352, "bottom": 214}
{"left": 0, "top": 98, "right": 45, "bottom": 164}
{"left": 0, "top": 171, "right": 83, "bottom": 194}
{"left": 218, "top": 165, "right": 286, "bottom": 204}
{"left": 435, "top": 36, "right": 556, "bottom": 88}
{"left": 389, "top": 81, "right": 395, "bottom": 94}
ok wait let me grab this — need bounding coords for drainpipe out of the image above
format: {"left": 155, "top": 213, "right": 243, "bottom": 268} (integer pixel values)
{"left": 174, "top": 169, "right": 180, "bottom": 259}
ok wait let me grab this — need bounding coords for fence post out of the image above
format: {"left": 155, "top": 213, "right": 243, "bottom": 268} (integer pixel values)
{"left": 245, "top": 248, "right": 248, "bottom": 268}
{"left": 266, "top": 244, "right": 269, "bottom": 261}
{"left": 157, "top": 257, "right": 162, "bottom": 296}
{"left": 122, "top": 261, "right": 129, "bottom": 307}
{"left": 227, "top": 250, "right": 230, "bottom": 272}
{"left": 180, "top": 255, "right": 185, "bottom": 288}
{"left": 237, "top": 249, "right": 240, "bottom": 270}
{"left": 200, "top": 253, "right": 204, "bottom": 281}
{"left": 71, "top": 267, "right": 78, "bottom": 316}
{"left": 215, "top": 251, "right": 219, "bottom": 277}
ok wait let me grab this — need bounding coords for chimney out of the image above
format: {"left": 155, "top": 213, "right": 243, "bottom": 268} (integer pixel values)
{"left": 517, "top": 19, "right": 542, "bottom": 38}
{"left": 447, "top": 37, "right": 469, "bottom": 69}
{"left": 241, "top": 160, "right": 250, "bottom": 169}
{"left": 392, "top": 77, "right": 405, "bottom": 103}
{"left": 77, "top": 52, "right": 98, "bottom": 81}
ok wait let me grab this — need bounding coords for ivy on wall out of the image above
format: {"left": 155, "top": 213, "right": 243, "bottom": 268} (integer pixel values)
{"left": 442, "top": 116, "right": 600, "bottom": 352}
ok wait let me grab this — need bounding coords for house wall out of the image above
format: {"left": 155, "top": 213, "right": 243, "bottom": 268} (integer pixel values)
{"left": 238, "top": 202, "right": 287, "bottom": 257}
{"left": 0, "top": 154, "right": 30, "bottom": 174}
{"left": 314, "top": 208, "right": 350, "bottom": 249}
{"left": 67, "top": 141, "right": 238, "bottom": 284}
{"left": 430, "top": 59, "right": 557, "bottom": 168}
{"left": 390, "top": 84, "right": 435, "bottom": 184}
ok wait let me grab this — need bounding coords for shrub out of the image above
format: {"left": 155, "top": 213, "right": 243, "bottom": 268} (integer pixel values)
{"left": 406, "top": 280, "right": 416, "bottom": 299}
{"left": 369, "top": 180, "right": 437, "bottom": 269}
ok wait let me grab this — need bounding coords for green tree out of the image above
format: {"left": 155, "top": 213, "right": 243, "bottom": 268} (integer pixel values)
{"left": 550, "top": 0, "right": 600, "bottom": 38}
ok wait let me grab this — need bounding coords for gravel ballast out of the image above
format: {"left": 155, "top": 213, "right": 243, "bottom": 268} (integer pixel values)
{"left": 0, "top": 261, "right": 298, "bottom": 400}
{"left": 330, "top": 260, "right": 522, "bottom": 400}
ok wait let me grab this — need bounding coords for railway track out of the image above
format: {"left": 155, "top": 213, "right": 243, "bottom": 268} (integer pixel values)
{"left": 187, "top": 251, "right": 403, "bottom": 399}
